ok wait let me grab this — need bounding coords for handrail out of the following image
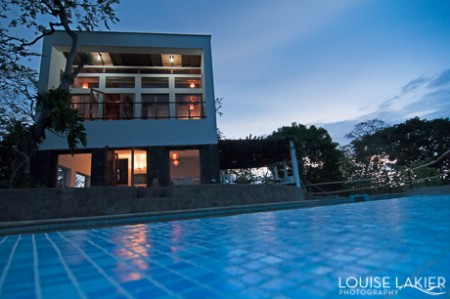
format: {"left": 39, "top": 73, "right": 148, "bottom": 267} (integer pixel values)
{"left": 71, "top": 100, "right": 207, "bottom": 120}
{"left": 411, "top": 149, "right": 450, "bottom": 170}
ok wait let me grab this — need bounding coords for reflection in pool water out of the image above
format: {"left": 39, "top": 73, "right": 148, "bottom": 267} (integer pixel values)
{"left": 0, "top": 195, "right": 449, "bottom": 298}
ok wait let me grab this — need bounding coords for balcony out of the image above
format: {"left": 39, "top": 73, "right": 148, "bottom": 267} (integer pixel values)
{"left": 70, "top": 99, "right": 206, "bottom": 120}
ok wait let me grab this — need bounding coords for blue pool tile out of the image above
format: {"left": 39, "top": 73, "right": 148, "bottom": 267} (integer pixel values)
{"left": 181, "top": 287, "right": 223, "bottom": 299}
{"left": 1, "top": 195, "right": 450, "bottom": 298}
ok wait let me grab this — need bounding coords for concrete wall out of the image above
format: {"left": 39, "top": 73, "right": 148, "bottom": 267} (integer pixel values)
{"left": 0, "top": 185, "right": 303, "bottom": 222}
{"left": 39, "top": 31, "right": 218, "bottom": 150}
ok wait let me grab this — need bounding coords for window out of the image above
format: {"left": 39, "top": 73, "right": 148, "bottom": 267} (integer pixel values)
{"left": 175, "top": 78, "right": 202, "bottom": 89}
{"left": 71, "top": 94, "right": 99, "bottom": 119}
{"left": 169, "top": 149, "right": 200, "bottom": 185}
{"left": 75, "top": 173, "right": 90, "bottom": 188}
{"left": 142, "top": 77, "right": 169, "bottom": 88}
{"left": 176, "top": 94, "right": 204, "bottom": 119}
{"left": 142, "top": 94, "right": 169, "bottom": 119}
{"left": 112, "top": 149, "right": 147, "bottom": 187}
{"left": 57, "top": 154, "right": 92, "bottom": 188}
{"left": 104, "top": 94, "right": 134, "bottom": 119}
{"left": 106, "top": 76, "right": 135, "bottom": 88}
{"left": 57, "top": 166, "right": 71, "bottom": 187}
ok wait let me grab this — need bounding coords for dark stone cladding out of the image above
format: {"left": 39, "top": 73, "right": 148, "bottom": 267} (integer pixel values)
{"left": 0, "top": 185, "right": 304, "bottom": 222}
{"left": 91, "top": 148, "right": 107, "bottom": 186}
{"left": 199, "top": 144, "right": 220, "bottom": 184}
{"left": 31, "top": 150, "right": 58, "bottom": 187}
{"left": 147, "top": 146, "right": 170, "bottom": 187}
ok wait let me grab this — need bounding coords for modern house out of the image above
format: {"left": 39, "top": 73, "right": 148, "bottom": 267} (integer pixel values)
{"left": 34, "top": 31, "right": 220, "bottom": 188}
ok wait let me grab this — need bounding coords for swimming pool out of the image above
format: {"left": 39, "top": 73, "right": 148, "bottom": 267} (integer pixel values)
{"left": 1, "top": 195, "right": 449, "bottom": 298}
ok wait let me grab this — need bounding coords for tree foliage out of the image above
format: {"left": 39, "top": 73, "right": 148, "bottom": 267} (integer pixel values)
{"left": 271, "top": 123, "right": 343, "bottom": 190}
{"left": 0, "top": 0, "right": 119, "bottom": 187}
{"left": 346, "top": 117, "right": 450, "bottom": 190}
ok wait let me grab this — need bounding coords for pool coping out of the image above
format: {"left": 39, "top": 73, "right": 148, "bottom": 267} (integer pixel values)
{"left": 0, "top": 193, "right": 409, "bottom": 236}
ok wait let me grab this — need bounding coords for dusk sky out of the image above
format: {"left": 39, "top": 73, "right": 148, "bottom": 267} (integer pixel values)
{"left": 34, "top": 1, "right": 450, "bottom": 143}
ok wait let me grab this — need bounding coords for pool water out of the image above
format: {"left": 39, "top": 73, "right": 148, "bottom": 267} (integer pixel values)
{"left": 1, "top": 195, "right": 449, "bottom": 298}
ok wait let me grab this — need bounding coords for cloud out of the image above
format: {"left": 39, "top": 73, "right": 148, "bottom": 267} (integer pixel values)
{"left": 427, "top": 69, "right": 450, "bottom": 89}
{"left": 320, "top": 69, "right": 450, "bottom": 145}
{"left": 401, "top": 75, "right": 429, "bottom": 93}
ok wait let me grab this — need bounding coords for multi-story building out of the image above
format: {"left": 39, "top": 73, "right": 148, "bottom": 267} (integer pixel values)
{"left": 34, "top": 31, "right": 219, "bottom": 187}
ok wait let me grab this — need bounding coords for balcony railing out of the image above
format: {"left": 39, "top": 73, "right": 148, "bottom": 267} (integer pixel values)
{"left": 70, "top": 101, "right": 206, "bottom": 120}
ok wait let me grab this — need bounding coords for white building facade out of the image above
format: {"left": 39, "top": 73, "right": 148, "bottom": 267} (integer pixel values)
{"left": 35, "top": 31, "right": 219, "bottom": 187}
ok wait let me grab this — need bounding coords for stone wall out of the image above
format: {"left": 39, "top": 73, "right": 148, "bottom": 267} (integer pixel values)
{"left": 0, "top": 185, "right": 303, "bottom": 222}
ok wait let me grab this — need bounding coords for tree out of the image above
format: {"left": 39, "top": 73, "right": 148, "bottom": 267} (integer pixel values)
{"left": 345, "top": 117, "right": 450, "bottom": 190}
{"left": 0, "top": 0, "right": 119, "bottom": 187}
{"left": 271, "top": 123, "right": 343, "bottom": 191}
{"left": 344, "top": 119, "right": 390, "bottom": 185}
{"left": 215, "top": 97, "right": 225, "bottom": 140}
{"left": 345, "top": 119, "right": 386, "bottom": 141}
{"left": 381, "top": 117, "right": 450, "bottom": 186}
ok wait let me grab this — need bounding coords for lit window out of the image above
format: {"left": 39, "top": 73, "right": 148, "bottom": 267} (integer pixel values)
{"left": 176, "top": 94, "right": 204, "bottom": 119}
{"left": 175, "top": 77, "right": 202, "bottom": 88}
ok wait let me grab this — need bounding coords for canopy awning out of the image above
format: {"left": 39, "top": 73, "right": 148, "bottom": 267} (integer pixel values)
{"left": 218, "top": 139, "right": 291, "bottom": 170}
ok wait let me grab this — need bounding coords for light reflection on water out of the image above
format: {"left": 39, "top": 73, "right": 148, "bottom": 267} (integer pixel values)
{"left": 113, "top": 224, "right": 150, "bottom": 282}
{"left": 3, "top": 195, "right": 445, "bottom": 298}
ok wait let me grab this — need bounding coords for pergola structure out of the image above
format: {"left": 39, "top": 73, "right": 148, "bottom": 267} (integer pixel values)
{"left": 218, "top": 139, "right": 301, "bottom": 188}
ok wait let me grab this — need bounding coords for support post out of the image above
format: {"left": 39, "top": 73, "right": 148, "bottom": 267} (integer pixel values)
{"left": 282, "top": 160, "right": 288, "bottom": 182}
{"left": 289, "top": 140, "right": 301, "bottom": 189}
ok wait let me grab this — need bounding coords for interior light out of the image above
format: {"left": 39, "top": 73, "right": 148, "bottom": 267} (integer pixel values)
{"left": 190, "top": 104, "right": 195, "bottom": 111}
{"left": 81, "top": 82, "right": 89, "bottom": 89}
{"left": 96, "top": 53, "right": 102, "bottom": 61}
{"left": 169, "top": 55, "right": 175, "bottom": 63}
{"left": 172, "top": 160, "right": 180, "bottom": 167}
{"left": 170, "top": 152, "right": 179, "bottom": 160}
{"left": 189, "top": 82, "right": 196, "bottom": 88}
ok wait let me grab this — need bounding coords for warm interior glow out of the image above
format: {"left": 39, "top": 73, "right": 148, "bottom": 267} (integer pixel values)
{"left": 189, "top": 82, "right": 196, "bottom": 88}
{"left": 170, "top": 152, "right": 179, "bottom": 160}
{"left": 133, "top": 152, "right": 147, "bottom": 174}
{"left": 189, "top": 104, "right": 195, "bottom": 111}
{"left": 172, "top": 160, "right": 180, "bottom": 167}
{"left": 81, "top": 82, "right": 89, "bottom": 89}
{"left": 162, "top": 54, "right": 181, "bottom": 67}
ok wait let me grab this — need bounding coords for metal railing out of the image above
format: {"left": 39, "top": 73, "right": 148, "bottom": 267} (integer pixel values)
{"left": 70, "top": 101, "right": 206, "bottom": 120}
